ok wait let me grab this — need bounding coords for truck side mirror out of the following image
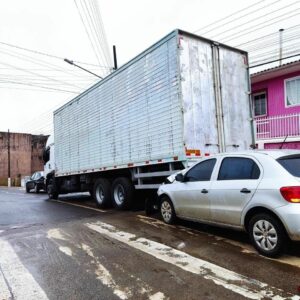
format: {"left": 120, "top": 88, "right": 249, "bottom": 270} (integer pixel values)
{"left": 43, "top": 146, "right": 50, "bottom": 164}
{"left": 175, "top": 173, "right": 185, "bottom": 182}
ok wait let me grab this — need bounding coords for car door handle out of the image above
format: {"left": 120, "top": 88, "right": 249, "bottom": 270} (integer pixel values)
{"left": 201, "top": 189, "right": 209, "bottom": 194}
{"left": 240, "top": 188, "right": 251, "bottom": 194}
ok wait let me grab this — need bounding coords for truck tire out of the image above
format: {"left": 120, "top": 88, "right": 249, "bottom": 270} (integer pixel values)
{"left": 93, "top": 178, "right": 111, "bottom": 208}
{"left": 47, "top": 179, "right": 58, "bottom": 200}
{"left": 111, "top": 177, "right": 134, "bottom": 210}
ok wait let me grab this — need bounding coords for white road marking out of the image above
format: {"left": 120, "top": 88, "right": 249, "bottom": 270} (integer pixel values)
{"left": 47, "top": 228, "right": 166, "bottom": 300}
{"left": 140, "top": 215, "right": 300, "bottom": 270}
{"left": 0, "top": 268, "right": 11, "bottom": 300}
{"left": 58, "top": 246, "right": 73, "bottom": 256}
{"left": 86, "top": 221, "right": 299, "bottom": 300}
{"left": 47, "top": 228, "right": 67, "bottom": 240}
{"left": 49, "top": 199, "right": 106, "bottom": 212}
{"left": 81, "top": 243, "right": 128, "bottom": 300}
{"left": 149, "top": 292, "right": 165, "bottom": 300}
{"left": 0, "top": 239, "right": 48, "bottom": 300}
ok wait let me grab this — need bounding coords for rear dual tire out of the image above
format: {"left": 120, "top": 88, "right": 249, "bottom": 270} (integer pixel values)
{"left": 92, "top": 177, "right": 134, "bottom": 210}
{"left": 93, "top": 178, "right": 111, "bottom": 208}
{"left": 112, "top": 177, "right": 134, "bottom": 210}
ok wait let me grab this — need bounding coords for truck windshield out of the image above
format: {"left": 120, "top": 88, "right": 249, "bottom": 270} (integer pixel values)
{"left": 277, "top": 155, "right": 300, "bottom": 177}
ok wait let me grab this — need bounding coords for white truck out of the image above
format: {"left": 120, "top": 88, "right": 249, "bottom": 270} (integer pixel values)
{"left": 43, "top": 29, "right": 254, "bottom": 210}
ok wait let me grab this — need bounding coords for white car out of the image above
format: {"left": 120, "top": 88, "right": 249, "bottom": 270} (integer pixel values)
{"left": 157, "top": 150, "right": 300, "bottom": 257}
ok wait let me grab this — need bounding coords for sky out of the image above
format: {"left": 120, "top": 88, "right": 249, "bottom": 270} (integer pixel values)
{"left": 0, "top": 0, "right": 299, "bottom": 135}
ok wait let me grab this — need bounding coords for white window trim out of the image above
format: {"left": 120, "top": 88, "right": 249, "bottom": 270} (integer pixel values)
{"left": 252, "top": 91, "right": 267, "bottom": 117}
{"left": 285, "top": 75, "right": 300, "bottom": 108}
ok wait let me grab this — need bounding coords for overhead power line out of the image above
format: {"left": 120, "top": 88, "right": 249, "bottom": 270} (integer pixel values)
{"left": 235, "top": 24, "right": 300, "bottom": 47}
{"left": 222, "top": 10, "right": 300, "bottom": 43}
{"left": 194, "top": 0, "right": 267, "bottom": 33}
{"left": 203, "top": 0, "right": 283, "bottom": 36}
{"left": 250, "top": 53, "right": 300, "bottom": 68}
{"left": 0, "top": 79, "right": 79, "bottom": 94}
{"left": 0, "top": 40, "right": 111, "bottom": 68}
{"left": 211, "top": 1, "right": 297, "bottom": 40}
{"left": 73, "top": 0, "right": 112, "bottom": 71}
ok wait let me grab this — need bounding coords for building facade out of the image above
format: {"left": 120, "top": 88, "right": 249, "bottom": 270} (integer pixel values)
{"left": 0, "top": 132, "right": 48, "bottom": 186}
{"left": 251, "top": 60, "right": 300, "bottom": 149}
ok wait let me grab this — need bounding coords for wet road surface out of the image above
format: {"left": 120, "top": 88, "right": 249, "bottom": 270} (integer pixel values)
{"left": 1, "top": 187, "right": 300, "bottom": 299}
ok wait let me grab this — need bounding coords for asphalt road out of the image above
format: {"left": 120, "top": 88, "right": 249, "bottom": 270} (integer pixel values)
{"left": 1, "top": 187, "right": 300, "bottom": 300}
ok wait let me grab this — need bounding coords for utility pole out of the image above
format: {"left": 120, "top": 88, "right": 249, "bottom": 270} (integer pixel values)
{"left": 7, "top": 129, "right": 11, "bottom": 187}
{"left": 113, "top": 45, "right": 118, "bottom": 70}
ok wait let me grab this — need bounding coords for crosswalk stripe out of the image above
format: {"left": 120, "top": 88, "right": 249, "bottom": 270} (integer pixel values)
{"left": 0, "top": 239, "right": 48, "bottom": 300}
{"left": 0, "top": 268, "right": 11, "bottom": 300}
{"left": 86, "top": 221, "right": 300, "bottom": 300}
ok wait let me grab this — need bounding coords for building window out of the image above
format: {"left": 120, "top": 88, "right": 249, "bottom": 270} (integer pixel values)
{"left": 286, "top": 77, "right": 300, "bottom": 106}
{"left": 253, "top": 92, "right": 267, "bottom": 116}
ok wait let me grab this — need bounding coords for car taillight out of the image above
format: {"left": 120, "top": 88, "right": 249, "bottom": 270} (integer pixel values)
{"left": 280, "top": 186, "right": 300, "bottom": 203}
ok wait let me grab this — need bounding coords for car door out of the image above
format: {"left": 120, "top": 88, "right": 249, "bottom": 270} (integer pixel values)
{"left": 209, "top": 156, "right": 262, "bottom": 226}
{"left": 171, "top": 158, "right": 217, "bottom": 221}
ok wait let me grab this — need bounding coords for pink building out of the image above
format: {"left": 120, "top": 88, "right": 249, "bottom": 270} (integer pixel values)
{"left": 251, "top": 60, "right": 300, "bottom": 149}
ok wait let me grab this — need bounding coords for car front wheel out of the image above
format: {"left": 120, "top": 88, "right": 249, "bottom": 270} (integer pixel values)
{"left": 160, "top": 197, "right": 176, "bottom": 224}
{"left": 248, "top": 213, "right": 286, "bottom": 257}
{"left": 34, "top": 184, "right": 40, "bottom": 193}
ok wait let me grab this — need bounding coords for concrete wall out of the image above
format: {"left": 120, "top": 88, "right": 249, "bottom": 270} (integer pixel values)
{"left": 0, "top": 132, "right": 48, "bottom": 186}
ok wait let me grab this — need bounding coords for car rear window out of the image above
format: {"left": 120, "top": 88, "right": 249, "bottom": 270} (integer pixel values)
{"left": 277, "top": 155, "right": 300, "bottom": 177}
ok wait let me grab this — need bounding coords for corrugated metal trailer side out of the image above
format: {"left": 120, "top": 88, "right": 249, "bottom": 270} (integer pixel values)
{"left": 46, "top": 29, "right": 254, "bottom": 210}
{"left": 54, "top": 31, "right": 185, "bottom": 177}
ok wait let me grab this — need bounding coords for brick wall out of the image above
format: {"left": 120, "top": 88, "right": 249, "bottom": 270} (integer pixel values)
{"left": 0, "top": 132, "right": 48, "bottom": 186}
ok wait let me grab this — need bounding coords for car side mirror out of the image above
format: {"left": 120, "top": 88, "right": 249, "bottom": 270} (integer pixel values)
{"left": 175, "top": 173, "right": 185, "bottom": 182}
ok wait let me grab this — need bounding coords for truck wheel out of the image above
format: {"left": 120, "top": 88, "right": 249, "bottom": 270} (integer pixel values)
{"left": 248, "top": 213, "right": 286, "bottom": 257}
{"left": 93, "top": 178, "right": 111, "bottom": 208}
{"left": 47, "top": 179, "right": 58, "bottom": 200}
{"left": 111, "top": 177, "right": 134, "bottom": 210}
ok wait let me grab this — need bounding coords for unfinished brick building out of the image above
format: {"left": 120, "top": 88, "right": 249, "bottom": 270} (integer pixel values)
{"left": 0, "top": 132, "right": 48, "bottom": 186}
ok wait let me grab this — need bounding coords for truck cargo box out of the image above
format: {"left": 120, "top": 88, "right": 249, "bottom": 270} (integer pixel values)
{"left": 54, "top": 29, "right": 253, "bottom": 177}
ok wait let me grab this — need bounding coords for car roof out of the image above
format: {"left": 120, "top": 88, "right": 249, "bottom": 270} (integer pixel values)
{"left": 206, "top": 150, "right": 300, "bottom": 160}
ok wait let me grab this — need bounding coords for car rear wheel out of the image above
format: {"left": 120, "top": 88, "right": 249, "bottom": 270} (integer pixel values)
{"left": 160, "top": 197, "right": 176, "bottom": 224}
{"left": 93, "top": 178, "right": 111, "bottom": 208}
{"left": 249, "top": 213, "right": 286, "bottom": 257}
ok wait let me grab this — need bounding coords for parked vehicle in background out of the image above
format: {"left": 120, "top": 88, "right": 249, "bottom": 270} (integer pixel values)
{"left": 43, "top": 29, "right": 253, "bottom": 210}
{"left": 158, "top": 150, "right": 300, "bottom": 257}
{"left": 26, "top": 171, "right": 45, "bottom": 193}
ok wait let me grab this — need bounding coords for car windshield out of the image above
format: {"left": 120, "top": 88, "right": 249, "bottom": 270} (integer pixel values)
{"left": 277, "top": 155, "right": 300, "bottom": 177}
